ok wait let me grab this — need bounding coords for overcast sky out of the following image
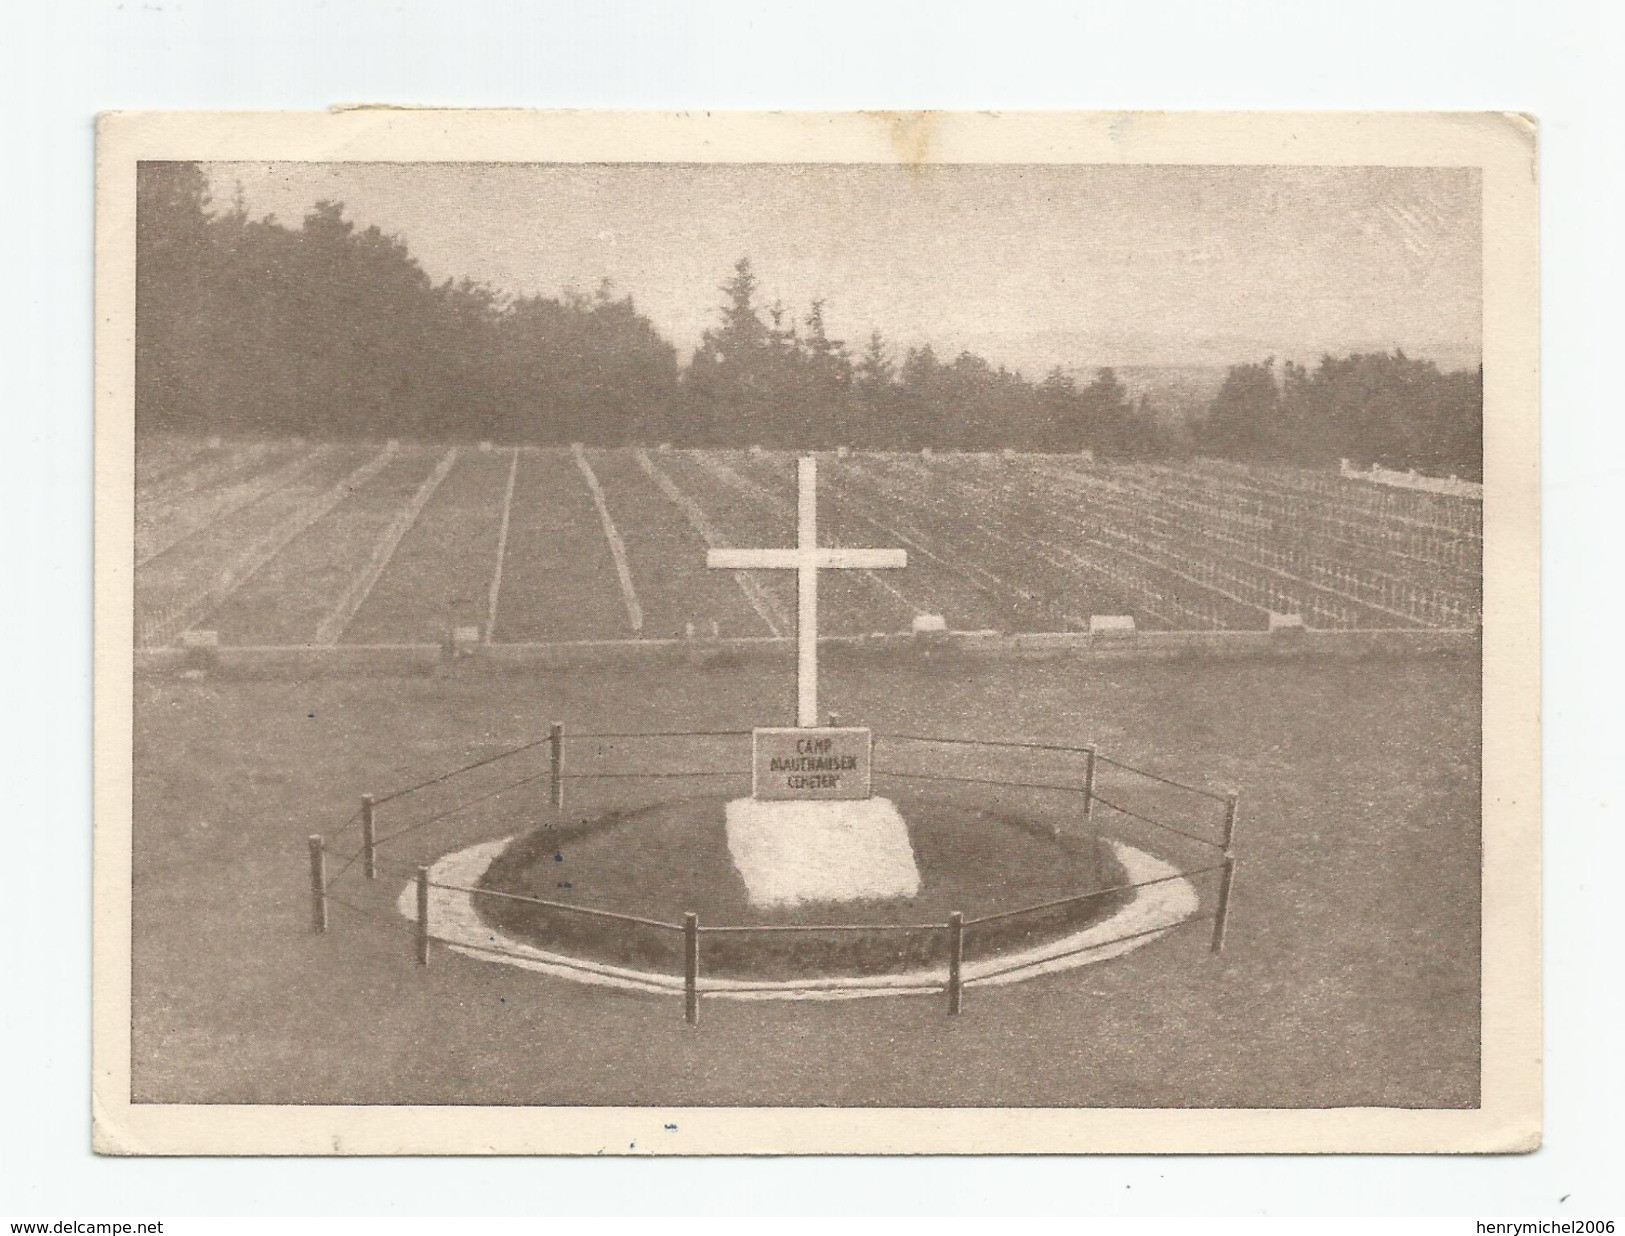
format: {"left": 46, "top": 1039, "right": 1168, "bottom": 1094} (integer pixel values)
{"left": 207, "top": 162, "right": 1482, "bottom": 374}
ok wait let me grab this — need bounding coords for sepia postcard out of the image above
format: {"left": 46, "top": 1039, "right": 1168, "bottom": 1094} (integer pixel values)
{"left": 94, "top": 109, "right": 1539, "bottom": 1155}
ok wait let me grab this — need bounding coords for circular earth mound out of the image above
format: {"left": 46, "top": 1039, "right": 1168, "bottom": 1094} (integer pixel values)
{"left": 475, "top": 791, "right": 1131, "bottom": 981}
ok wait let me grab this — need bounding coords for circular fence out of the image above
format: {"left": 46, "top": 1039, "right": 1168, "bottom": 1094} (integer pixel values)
{"left": 307, "top": 727, "right": 1240, "bottom": 1021}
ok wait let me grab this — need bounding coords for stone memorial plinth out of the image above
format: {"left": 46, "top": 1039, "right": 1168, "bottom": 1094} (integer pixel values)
{"left": 725, "top": 724, "right": 919, "bottom": 905}
{"left": 724, "top": 795, "right": 921, "bottom": 908}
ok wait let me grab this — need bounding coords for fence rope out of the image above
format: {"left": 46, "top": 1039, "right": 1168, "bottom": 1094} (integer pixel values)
{"left": 963, "top": 862, "right": 1224, "bottom": 928}
{"left": 434, "top": 935, "right": 683, "bottom": 980}
{"left": 371, "top": 734, "right": 556, "bottom": 806}
{"left": 371, "top": 730, "right": 751, "bottom": 807}
{"left": 1089, "top": 752, "right": 1232, "bottom": 802}
{"left": 874, "top": 768, "right": 1091, "bottom": 795}
{"left": 969, "top": 913, "right": 1216, "bottom": 983}
{"left": 369, "top": 734, "right": 1225, "bottom": 811}
{"left": 878, "top": 732, "right": 1094, "bottom": 755}
{"left": 703, "top": 981, "right": 946, "bottom": 996}
{"left": 568, "top": 729, "right": 754, "bottom": 740}
{"left": 326, "top": 806, "right": 363, "bottom": 841}
{"left": 560, "top": 770, "right": 748, "bottom": 781}
{"left": 431, "top": 879, "right": 684, "bottom": 930}
{"left": 1091, "top": 752, "right": 1232, "bottom": 802}
{"left": 880, "top": 733, "right": 1230, "bottom": 802}
{"left": 326, "top": 872, "right": 1224, "bottom": 995}
{"left": 415, "top": 918, "right": 1212, "bottom": 994}
{"left": 323, "top": 890, "right": 419, "bottom": 934}
{"left": 698, "top": 920, "right": 942, "bottom": 934}
{"left": 1088, "top": 793, "right": 1223, "bottom": 849}
{"left": 322, "top": 842, "right": 370, "bottom": 890}
{"left": 323, "top": 729, "right": 1238, "bottom": 998}
{"left": 365, "top": 859, "right": 424, "bottom": 881}
{"left": 372, "top": 768, "right": 552, "bottom": 847}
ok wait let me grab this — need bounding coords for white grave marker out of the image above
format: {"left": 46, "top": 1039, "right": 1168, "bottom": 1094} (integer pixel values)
{"left": 1089, "top": 614, "right": 1136, "bottom": 640}
{"left": 707, "top": 455, "right": 905, "bottom": 729}
{"left": 705, "top": 456, "right": 920, "bottom": 900}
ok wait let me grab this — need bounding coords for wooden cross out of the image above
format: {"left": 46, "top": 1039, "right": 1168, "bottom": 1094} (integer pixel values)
{"left": 708, "top": 454, "right": 906, "bottom": 727}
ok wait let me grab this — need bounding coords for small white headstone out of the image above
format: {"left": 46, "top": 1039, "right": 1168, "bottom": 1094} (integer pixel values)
{"left": 451, "top": 625, "right": 481, "bottom": 654}
{"left": 748, "top": 444, "right": 764, "bottom": 456}
{"left": 911, "top": 613, "right": 948, "bottom": 634}
{"left": 920, "top": 446, "right": 934, "bottom": 459}
{"left": 478, "top": 440, "right": 494, "bottom": 452}
{"left": 1089, "top": 615, "right": 1136, "bottom": 639}
{"left": 205, "top": 435, "right": 222, "bottom": 450}
{"left": 180, "top": 629, "right": 219, "bottom": 649}
{"left": 1002, "top": 447, "right": 1017, "bottom": 460}
{"left": 836, "top": 445, "right": 849, "bottom": 458}
{"left": 657, "top": 442, "right": 673, "bottom": 454}
{"left": 1078, "top": 448, "right": 1094, "bottom": 462}
{"left": 1268, "top": 611, "right": 1306, "bottom": 633}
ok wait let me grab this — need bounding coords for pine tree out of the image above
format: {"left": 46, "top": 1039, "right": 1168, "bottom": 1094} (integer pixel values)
{"left": 1038, "top": 366, "right": 1082, "bottom": 451}
{"left": 683, "top": 257, "right": 771, "bottom": 442}
{"left": 856, "top": 330, "right": 894, "bottom": 394}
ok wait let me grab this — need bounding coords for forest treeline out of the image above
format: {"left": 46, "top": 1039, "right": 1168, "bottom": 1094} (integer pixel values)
{"left": 1196, "top": 354, "right": 1483, "bottom": 479}
{"left": 136, "top": 162, "right": 1481, "bottom": 476}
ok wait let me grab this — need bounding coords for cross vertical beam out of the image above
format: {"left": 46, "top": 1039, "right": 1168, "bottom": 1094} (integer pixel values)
{"left": 797, "top": 454, "right": 819, "bottom": 727}
{"left": 706, "top": 453, "right": 906, "bottom": 729}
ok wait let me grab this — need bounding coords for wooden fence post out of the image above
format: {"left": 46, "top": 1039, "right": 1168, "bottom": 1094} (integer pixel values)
{"left": 1081, "top": 745, "right": 1098, "bottom": 820}
{"left": 1211, "top": 792, "right": 1240, "bottom": 953}
{"left": 947, "top": 912, "right": 965, "bottom": 1015}
{"left": 361, "top": 793, "right": 377, "bottom": 880}
{"left": 684, "top": 913, "right": 700, "bottom": 1026}
{"left": 1210, "top": 855, "right": 1238, "bottom": 954}
{"left": 549, "top": 721, "right": 565, "bottom": 810}
{"left": 308, "top": 835, "right": 327, "bottom": 934}
{"left": 416, "top": 865, "right": 431, "bottom": 966}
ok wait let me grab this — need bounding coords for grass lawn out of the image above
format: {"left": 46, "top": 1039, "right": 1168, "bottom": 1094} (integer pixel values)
{"left": 129, "top": 647, "right": 1480, "bottom": 1108}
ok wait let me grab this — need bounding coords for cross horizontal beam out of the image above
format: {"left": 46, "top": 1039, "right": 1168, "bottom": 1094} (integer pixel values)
{"left": 707, "top": 547, "right": 907, "bottom": 571}
{"left": 702, "top": 454, "right": 908, "bottom": 727}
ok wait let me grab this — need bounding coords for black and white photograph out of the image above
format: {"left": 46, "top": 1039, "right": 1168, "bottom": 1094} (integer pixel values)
{"left": 91, "top": 110, "right": 1539, "bottom": 1156}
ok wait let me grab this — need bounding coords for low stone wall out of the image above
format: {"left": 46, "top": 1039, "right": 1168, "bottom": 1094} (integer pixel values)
{"left": 135, "top": 626, "right": 1478, "bottom": 677}
{"left": 948, "top": 627, "right": 1477, "bottom": 661}
{"left": 1339, "top": 458, "right": 1484, "bottom": 500}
